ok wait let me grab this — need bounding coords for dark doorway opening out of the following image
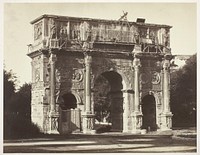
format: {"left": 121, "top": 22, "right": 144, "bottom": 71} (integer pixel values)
{"left": 142, "top": 94, "right": 157, "bottom": 131}
{"left": 59, "top": 93, "right": 81, "bottom": 134}
{"left": 61, "top": 93, "right": 77, "bottom": 110}
{"left": 94, "top": 71, "right": 123, "bottom": 132}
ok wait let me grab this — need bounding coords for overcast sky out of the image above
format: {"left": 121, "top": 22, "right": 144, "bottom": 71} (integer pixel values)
{"left": 3, "top": 2, "right": 197, "bottom": 86}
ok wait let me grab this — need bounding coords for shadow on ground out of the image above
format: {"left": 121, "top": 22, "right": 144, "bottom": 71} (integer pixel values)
{"left": 4, "top": 131, "right": 196, "bottom": 153}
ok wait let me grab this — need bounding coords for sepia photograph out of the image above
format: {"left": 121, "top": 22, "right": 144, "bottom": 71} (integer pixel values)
{"left": 2, "top": 0, "right": 198, "bottom": 153}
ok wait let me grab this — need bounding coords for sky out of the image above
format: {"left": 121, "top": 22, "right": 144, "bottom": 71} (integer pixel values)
{"left": 2, "top": 2, "right": 197, "bottom": 86}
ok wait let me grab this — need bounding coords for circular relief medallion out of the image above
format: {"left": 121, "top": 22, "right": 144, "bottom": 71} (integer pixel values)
{"left": 72, "top": 69, "right": 83, "bottom": 82}
{"left": 140, "top": 73, "right": 149, "bottom": 84}
{"left": 152, "top": 71, "right": 160, "bottom": 84}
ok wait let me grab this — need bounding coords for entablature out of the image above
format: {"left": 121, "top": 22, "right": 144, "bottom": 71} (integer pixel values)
{"left": 28, "top": 14, "right": 172, "bottom": 56}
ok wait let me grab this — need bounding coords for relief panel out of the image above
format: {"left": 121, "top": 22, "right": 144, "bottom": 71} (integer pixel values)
{"left": 34, "top": 21, "right": 43, "bottom": 41}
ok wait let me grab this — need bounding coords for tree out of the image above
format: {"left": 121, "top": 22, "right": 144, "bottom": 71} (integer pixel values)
{"left": 4, "top": 69, "right": 39, "bottom": 139}
{"left": 9, "top": 83, "right": 31, "bottom": 118}
{"left": 94, "top": 75, "right": 111, "bottom": 122}
{"left": 4, "top": 69, "right": 17, "bottom": 114}
{"left": 170, "top": 54, "right": 196, "bottom": 127}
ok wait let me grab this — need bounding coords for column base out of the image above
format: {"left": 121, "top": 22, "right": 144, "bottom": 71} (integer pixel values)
{"left": 82, "top": 113, "right": 96, "bottom": 134}
{"left": 131, "top": 111, "right": 143, "bottom": 134}
{"left": 47, "top": 112, "right": 59, "bottom": 134}
{"left": 160, "top": 112, "right": 173, "bottom": 131}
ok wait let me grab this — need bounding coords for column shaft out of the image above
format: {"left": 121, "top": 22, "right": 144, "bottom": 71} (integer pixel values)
{"left": 163, "top": 59, "right": 170, "bottom": 112}
{"left": 82, "top": 53, "right": 95, "bottom": 134}
{"left": 48, "top": 53, "right": 59, "bottom": 134}
{"left": 133, "top": 58, "right": 141, "bottom": 112}
{"left": 131, "top": 57, "right": 143, "bottom": 133}
{"left": 134, "top": 66, "right": 140, "bottom": 112}
{"left": 85, "top": 54, "right": 92, "bottom": 113}
{"left": 50, "top": 53, "right": 56, "bottom": 112}
{"left": 160, "top": 58, "right": 173, "bottom": 131}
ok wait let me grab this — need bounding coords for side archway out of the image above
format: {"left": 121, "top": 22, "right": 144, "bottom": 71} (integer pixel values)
{"left": 141, "top": 94, "right": 157, "bottom": 131}
{"left": 59, "top": 92, "right": 81, "bottom": 134}
{"left": 61, "top": 93, "right": 77, "bottom": 110}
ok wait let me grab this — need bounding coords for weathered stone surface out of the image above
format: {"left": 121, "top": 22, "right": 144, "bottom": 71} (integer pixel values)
{"left": 28, "top": 14, "right": 173, "bottom": 134}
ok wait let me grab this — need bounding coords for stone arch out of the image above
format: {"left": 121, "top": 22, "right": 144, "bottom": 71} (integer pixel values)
{"left": 93, "top": 68, "right": 129, "bottom": 91}
{"left": 141, "top": 93, "right": 157, "bottom": 131}
{"left": 73, "top": 93, "right": 83, "bottom": 105}
{"left": 93, "top": 70, "right": 127, "bottom": 132}
{"left": 58, "top": 90, "right": 82, "bottom": 104}
{"left": 58, "top": 92, "right": 82, "bottom": 134}
{"left": 61, "top": 93, "right": 77, "bottom": 110}
{"left": 141, "top": 91, "right": 161, "bottom": 106}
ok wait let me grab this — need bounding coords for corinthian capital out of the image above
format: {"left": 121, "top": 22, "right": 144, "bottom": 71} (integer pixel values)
{"left": 49, "top": 53, "right": 57, "bottom": 64}
{"left": 133, "top": 58, "right": 141, "bottom": 68}
{"left": 163, "top": 59, "right": 170, "bottom": 70}
{"left": 84, "top": 52, "right": 92, "bottom": 65}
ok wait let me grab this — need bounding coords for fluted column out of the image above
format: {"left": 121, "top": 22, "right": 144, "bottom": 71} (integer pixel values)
{"left": 134, "top": 58, "right": 141, "bottom": 112}
{"left": 48, "top": 52, "right": 59, "bottom": 134}
{"left": 131, "top": 56, "right": 143, "bottom": 134}
{"left": 82, "top": 52, "right": 95, "bottom": 134}
{"left": 163, "top": 59, "right": 170, "bottom": 112}
{"left": 160, "top": 58, "right": 173, "bottom": 131}
{"left": 85, "top": 54, "right": 92, "bottom": 113}
{"left": 50, "top": 53, "right": 57, "bottom": 112}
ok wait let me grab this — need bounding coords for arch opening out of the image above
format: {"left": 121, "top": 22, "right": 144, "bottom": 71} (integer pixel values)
{"left": 94, "top": 71, "right": 123, "bottom": 132}
{"left": 61, "top": 93, "right": 77, "bottom": 110}
{"left": 141, "top": 94, "right": 157, "bottom": 131}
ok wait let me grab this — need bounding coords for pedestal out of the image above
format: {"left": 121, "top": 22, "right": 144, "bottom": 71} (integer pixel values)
{"left": 48, "top": 112, "right": 59, "bottom": 134}
{"left": 82, "top": 113, "right": 96, "bottom": 134}
{"left": 133, "top": 44, "right": 142, "bottom": 53}
{"left": 131, "top": 111, "right": 143, "bottom": 134}
{"left": 160, "top": 112, "right": 173, "bottom": 131}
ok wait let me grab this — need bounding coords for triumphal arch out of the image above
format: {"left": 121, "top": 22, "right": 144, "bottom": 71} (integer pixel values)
{"left": 27, "top": 14, "right": 173, "bottom": 134}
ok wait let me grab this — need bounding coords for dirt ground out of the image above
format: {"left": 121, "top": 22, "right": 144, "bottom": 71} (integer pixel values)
{"left": 3, "top": 127, "right": 197, "bottom": 153}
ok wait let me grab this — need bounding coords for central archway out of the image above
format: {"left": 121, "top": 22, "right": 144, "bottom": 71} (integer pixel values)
{"left": 93, "top": 71, "right": 123, "bottom": 132}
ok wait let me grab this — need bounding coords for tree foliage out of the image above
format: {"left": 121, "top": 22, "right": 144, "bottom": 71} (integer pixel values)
{"left": 4, "top": 69, "right": 40, "bottom": 139}
{"left": 94, "top": 75, "right": 111, "bottom": 122}
{"left": 4, "top": 70, "right": 17, "bottom": 112}
{"left": 170, "top": 54, "right": 196, "bottom": 127}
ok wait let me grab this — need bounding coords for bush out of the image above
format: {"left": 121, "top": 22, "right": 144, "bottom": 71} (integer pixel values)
{"left": 4, "top": 114, "right": 41, "bottom": 139}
